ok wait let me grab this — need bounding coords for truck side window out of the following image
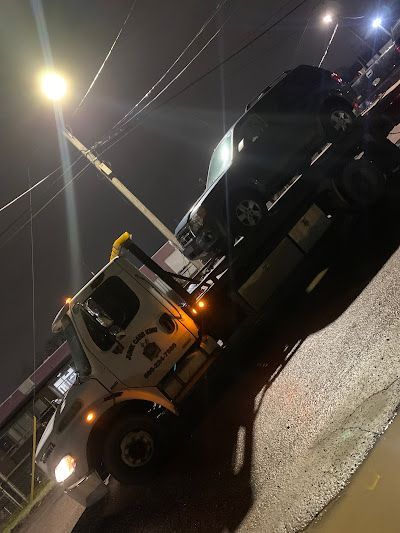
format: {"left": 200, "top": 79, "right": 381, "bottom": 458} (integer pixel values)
{"left": 82, "top": 276, "right": 140, "bottom": 351}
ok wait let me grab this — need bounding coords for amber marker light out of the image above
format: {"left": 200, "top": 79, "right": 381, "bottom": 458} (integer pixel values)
{"left": 85, "top": 411, "right": 96, "bottom": 424}
{"left": 65, "top": 297, "right": 72, "bottom": 305}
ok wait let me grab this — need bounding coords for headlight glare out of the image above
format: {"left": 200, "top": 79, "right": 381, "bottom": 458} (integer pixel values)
{"left": 55, "top": 454, "right": 76, "bottom": 483}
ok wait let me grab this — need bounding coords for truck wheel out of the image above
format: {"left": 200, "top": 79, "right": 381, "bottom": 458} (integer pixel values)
{"left": 321, "top": 100, "right": 354, "bottom": 141}
{"left": 103, "top": 414, "right": 162, "bottom": 484}
{"left": 334, "top": 159, "right": 386, "bottom": 210}
{"left": 231, "top": 191, "right": 267, "bottom": 235}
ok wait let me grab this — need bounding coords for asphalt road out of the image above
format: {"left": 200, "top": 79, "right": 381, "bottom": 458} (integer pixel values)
{"left": 20, "top": 172, "right": 400, "bottom": 533}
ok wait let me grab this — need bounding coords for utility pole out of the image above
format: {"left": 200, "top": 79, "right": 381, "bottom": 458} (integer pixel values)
{"left": 63, "top": 129, "right": 182, "bottom": 250}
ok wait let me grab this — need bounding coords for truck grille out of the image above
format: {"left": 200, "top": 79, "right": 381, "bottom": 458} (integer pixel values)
{"left": 178, "top": 225, "right": 195, "bottom": 248}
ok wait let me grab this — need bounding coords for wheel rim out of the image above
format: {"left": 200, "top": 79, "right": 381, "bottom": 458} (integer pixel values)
{"left": 235, "top": 199, "right": 263, "bottom": 227}
{"left": 120, "top": 430, "right": 154, "bottom": 468}
{"left": 330, "top": 110, "right": 353, "bottom": 132}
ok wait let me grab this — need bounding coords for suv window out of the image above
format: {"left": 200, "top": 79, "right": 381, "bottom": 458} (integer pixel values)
{"left": 82, "top": 276, "right": 140, "bottom": 351}
{"left": 206, "top": 129, "right": 233, "bottom": 187}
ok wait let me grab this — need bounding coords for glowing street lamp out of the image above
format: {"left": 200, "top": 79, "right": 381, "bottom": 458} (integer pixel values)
{"left": 38, "top": 70, "right": 181, "bottom": 248}
{"left": 322, "top": 12, "right": 334, "bottom": 25}
{"left": 372, "top": 16, "right": 382, "bottom": 29}
{"left": 371, "top": 16, "right": 391, "bottom": 36}
{"left": 40, "top": 71, "right": 67, "bottom": 101}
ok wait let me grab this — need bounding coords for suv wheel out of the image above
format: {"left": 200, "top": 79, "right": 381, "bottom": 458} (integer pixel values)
{"left": 231, "top": 191, "right": 267, "bottom": 234}
{"left": 321, "top": 101, "right": 354, "bottom": 141}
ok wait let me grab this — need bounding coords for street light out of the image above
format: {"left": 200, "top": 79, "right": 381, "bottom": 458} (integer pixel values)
{"left": 40, "top": 71, "right": 67, "bottom": 101}
{"left": 322, "top": 12, "right": 334, "bottom": 25}
{"left": 39, "top": 70, "right": 181, "bottom": 248}
{"left": 371, "top": 16, "right": 391, "bottom": 37}
{"left": 372, "top": 17, "right": 382, "bottom": 29}
{"left": 318, "top": 11, "right": 375, "bottom": 67}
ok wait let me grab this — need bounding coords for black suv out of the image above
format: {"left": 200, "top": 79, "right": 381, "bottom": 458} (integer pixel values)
{"left": 175, "top": 65, "right": 355, "bottom": 260}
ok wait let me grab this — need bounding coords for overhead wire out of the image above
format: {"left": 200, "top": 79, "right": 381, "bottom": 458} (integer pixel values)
{"left": 0, "top": 0, "right": 232, "bottom": 232}
{"left": 0, "top": 156, "right": 82, "bottom": 215}
{"left": 73, "top": 0, "right": 138, "bottom": 116}
{"left": 97, "top": 0, "right": 311, "bottom": 151}
{"left": 28, "top": 166, "right": 38, "bottom": 500}
{"left": 0, "top": 0, "right": 137, "bottom": 224}
{"left": 0, "top": 161, "right": 93, "bottom": 250}
{"left": 97, "top": 0, "right": 237, "bottom": 148}
{"left": 1, "top": 0, "right": 311, "bottom": 248}
{"left": 111, "top": 0, "right": 232, "bottom": 132}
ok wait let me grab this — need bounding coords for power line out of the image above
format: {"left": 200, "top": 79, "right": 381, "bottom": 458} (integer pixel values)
{"left": 97, "top": 0, "right": 236, "bottom": 149}
{"left": 98, "top": 0, "right": 311, "bottom": 149}
{"left": 1, "top": 0, "right": 311, "bottom": 248}
{"left": 73, "top": 0, "right": 138, "bottom": 115}
{"left": 153, "top": 0, "right": 311, "bottom": 110}
{"left": 28, "top": 167, "right": 38, "bottom": 501}
{"left": 0, "top": 161, "right": 92, "bottom": 250}
{"left": 111, "top": 0, "right": 232, "bottom": 132}
{"left": 0, "top": 155, "right": 83, "bottom": 215}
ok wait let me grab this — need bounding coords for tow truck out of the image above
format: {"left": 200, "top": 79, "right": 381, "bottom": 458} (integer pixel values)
{"left": 35, "top": 88, "right": 400, "bottom": 507}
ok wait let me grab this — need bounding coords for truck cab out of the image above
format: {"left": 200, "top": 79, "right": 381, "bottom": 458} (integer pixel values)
{"left": 35, "top": 246, "right": 217, "bottom": 506}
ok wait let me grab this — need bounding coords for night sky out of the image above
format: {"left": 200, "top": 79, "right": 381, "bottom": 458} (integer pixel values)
{"left": 0, "top": 0, "right": 388, "bottom": 401}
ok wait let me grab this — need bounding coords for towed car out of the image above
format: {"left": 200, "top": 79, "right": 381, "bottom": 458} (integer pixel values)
{"left": 175, "top": 65, "right": 355, "bottom": 260}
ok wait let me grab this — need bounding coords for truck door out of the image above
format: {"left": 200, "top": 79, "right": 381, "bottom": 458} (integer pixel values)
{"left": 76, "top": 266, "right": 198, "bottom": 388}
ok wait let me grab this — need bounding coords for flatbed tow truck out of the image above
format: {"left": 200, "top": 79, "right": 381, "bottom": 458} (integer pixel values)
{"left": 35, "top": 88, "right": 400, "bottom": 507}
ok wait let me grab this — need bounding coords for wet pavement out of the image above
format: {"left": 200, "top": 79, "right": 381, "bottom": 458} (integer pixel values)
{"left": 306, "top": 412, "right": 400, "bottom": 533}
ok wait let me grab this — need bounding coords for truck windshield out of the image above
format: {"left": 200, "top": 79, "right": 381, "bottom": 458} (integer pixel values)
{"left": 63, "top": 317, "right": 91, "bottom": 377}
{"left": 206, "top": 129, "right": 233, "bottom": 188}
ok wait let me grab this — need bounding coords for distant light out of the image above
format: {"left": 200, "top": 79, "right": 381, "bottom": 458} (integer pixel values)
{"left": 65, "top": 297, "right": 72, "bottom": 305}
{"left": 191, "top": 308, "right": 198, "bottom": 315}
{"left": 322, "top": 12, "right": 334, "bottom": 25}
{"left": 41, "top": 71, "right": 67, "bottom": 101}
{"left": 85, "top": 411, "right": 95, "bottom": 424}
{"left": 198, "top": 300, "right": 206, "bottom": 309}
{"left": 372, "top": 17, "right": 382, "bottom": 29}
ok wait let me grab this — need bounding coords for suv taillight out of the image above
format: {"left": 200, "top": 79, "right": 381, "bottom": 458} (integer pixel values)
{"left": 331, "top": 72, "right": 343, "bottom": 83}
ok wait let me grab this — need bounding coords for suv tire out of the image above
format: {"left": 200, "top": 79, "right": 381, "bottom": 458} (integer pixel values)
{"left": 230, "top": 190, "right": 268, "bottom": 235}
{"left": 321, "top": 100, "right": 354, "bottom": 141}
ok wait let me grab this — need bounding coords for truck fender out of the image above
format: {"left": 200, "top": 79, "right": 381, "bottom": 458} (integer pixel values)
{"left": 86, "top": 388, "right": 177, "bottom": 475}
{"left": 114, "top": 387, "right": 178, "bottom": 415}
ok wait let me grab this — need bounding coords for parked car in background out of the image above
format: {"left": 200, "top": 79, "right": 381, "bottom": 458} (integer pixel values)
{"left": 175, "top": 65, "right": 355, "bottom": 260}
{"left": 351, "top": 38, "right": 400, "bottom": 113}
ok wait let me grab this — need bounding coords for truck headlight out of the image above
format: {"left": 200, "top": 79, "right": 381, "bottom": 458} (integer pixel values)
{"left": 55, "top": 454, "right": 76, "bottom": 483}
{"left": 189, "top": 206, "right": 206, "bottom": 232}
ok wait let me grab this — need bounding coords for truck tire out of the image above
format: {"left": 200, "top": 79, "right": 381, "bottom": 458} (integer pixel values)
{"left": 321, "top": 100, "right": 354, "bottom": 142}
{"left": 103, "top": 414, "right": 162, "bottom": 484}
{"left": 230, "top": 190, "right": 268, "bottom": 235}
{"left": 334, "top": 159, "right": 386, "bottom": 210}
